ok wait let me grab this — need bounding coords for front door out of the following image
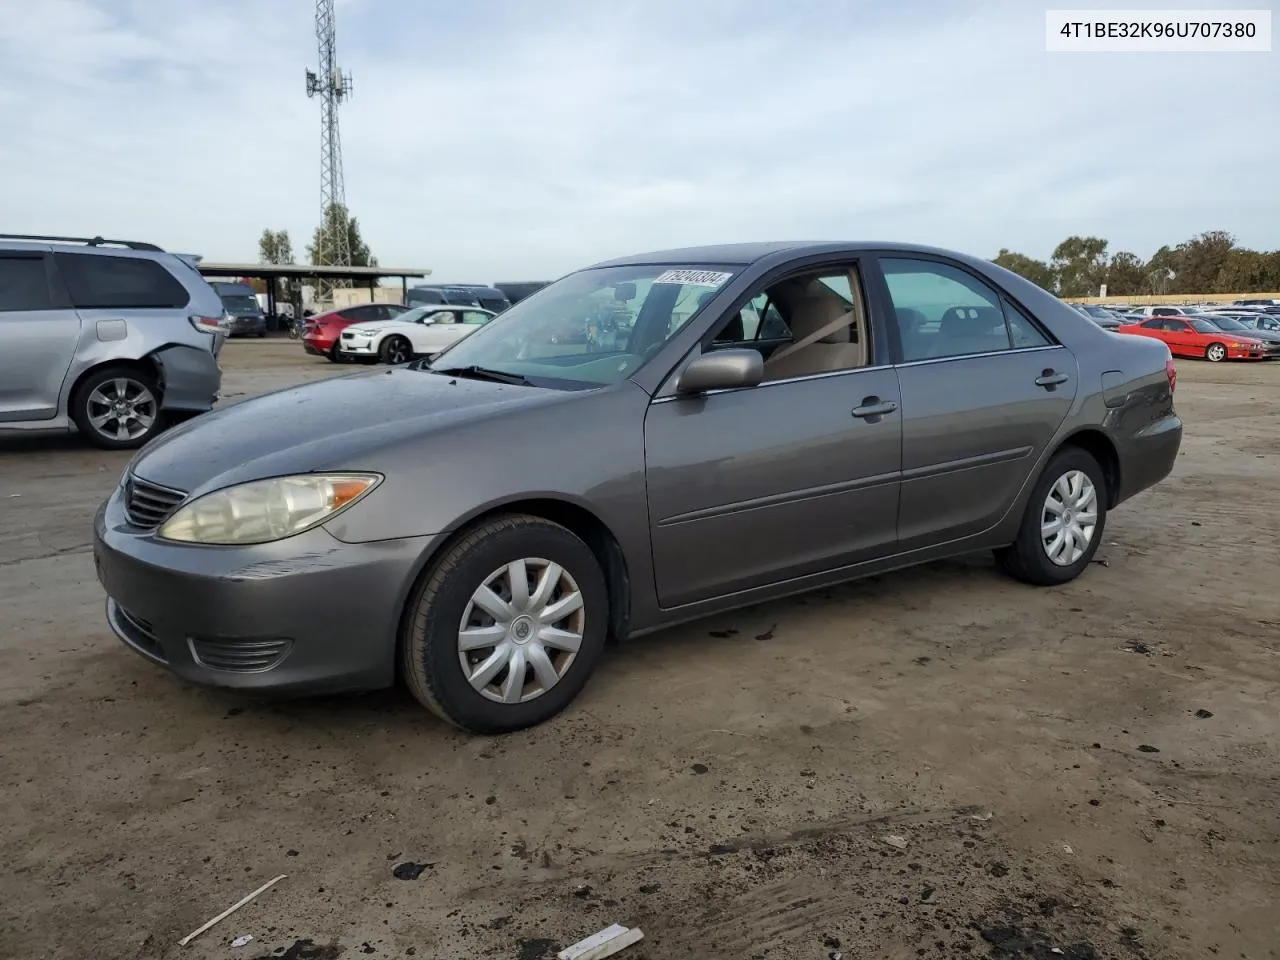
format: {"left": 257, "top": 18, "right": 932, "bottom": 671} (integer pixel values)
{"left": 0, "top": 252, "right": 81, "bottom": 422}
{"left": 644, "top": 262, "right": 902, "bottom": 608}
{"left": 873, "top": 256, "right": 1078, "bottom": 549}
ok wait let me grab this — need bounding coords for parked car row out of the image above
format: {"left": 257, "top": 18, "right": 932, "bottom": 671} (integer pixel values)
{"left": 299, "top": 302, "right": 499, "bottom": 363}
{"left": 1069, "top": 300, "right": 1280, "bottom": 362}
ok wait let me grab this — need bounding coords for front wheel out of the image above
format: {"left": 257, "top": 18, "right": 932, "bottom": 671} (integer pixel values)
{"left": 994, "top": 446, "right": 1107, "bottom": 586}
{"left": 327, "top": 343, "right": 347, "bottom": 364}
{"left": 1205, "top": 342, "right": 1227, "bottom": 362}
{"left": 401, "top": 515, "right": 609, "bottom": 733}
{"left": 70, "top": 366, "right": 165, "bottom": 450}
{"left": 380, "top": 335, "right": 412, "bottom": 365}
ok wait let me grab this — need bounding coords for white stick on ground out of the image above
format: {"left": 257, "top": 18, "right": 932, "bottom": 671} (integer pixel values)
{"left": 557, "top": 924, "right": 645, "bottom": 960}
{"left": 178, "top": 875, "right": 288, "bottom": 947}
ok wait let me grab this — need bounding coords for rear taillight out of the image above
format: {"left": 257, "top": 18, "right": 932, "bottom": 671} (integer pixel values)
{"left": 1166, "top": 358, "right": 1177, "bottom": 393}
{"left": 190, "top": 314, "right": 224, "bottom": 334}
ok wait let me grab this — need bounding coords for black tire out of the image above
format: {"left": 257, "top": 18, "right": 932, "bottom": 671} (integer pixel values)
{"left": 380, "top": 335, "right": 412, "bottom": 365}
{"left": 70, "top": 365, "right": 165, "bottom": 451}
{"left": 257, "top": 329, "right": 266, "bottom": 338}
{"left": 1205, "top": 342, "right": 1227, "bottom": 362}
{"left": 401, "top": 514, "right": 609, "bottom": 733}
{"left": 327, "top": 342, "right": 347, "bottom": 364}
{"left": 994, "top": 446, "right": 1107, "bottom": 586}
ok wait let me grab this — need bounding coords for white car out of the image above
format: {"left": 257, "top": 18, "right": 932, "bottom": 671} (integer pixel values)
{"left": 338, "top": 305, "right": 497, "bottom": 364}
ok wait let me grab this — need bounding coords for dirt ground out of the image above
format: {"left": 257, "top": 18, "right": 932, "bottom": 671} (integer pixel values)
{"left": 2, "top": 340, "right": 1278, "bottom": 960}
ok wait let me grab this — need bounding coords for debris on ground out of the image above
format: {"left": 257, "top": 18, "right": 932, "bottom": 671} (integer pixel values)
{"left": 556, "top": 923, "right": 644, "bottom": 960}
{"left": 1195, "top": 709, "right": 1214, "bottom": 719}
{"left": 882, "top": 834, "right": 909, "bottom": 850}
{"left": 1136, "top": 745, "right": 1161, "bottom": 753}
{"left": 231, "top": 933, "right": 254, "bottom": 948}
{"left": 1123, "top": 640, "right": 1151, "bottom": 655}
{"left": 177, "top": 874, "right": 287, "bottom": 946}
{"left": 392, "top": 861, "right": 433, "bottom": 880}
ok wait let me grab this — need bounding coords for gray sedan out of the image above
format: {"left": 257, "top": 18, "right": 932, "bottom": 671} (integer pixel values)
{"left": 93, "top": 242, "right": 1182, "bottom": 733}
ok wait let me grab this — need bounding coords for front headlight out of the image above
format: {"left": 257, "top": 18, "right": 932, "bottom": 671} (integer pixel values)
{"left": 157, "top": 473, "right": 381, "bottom": 545}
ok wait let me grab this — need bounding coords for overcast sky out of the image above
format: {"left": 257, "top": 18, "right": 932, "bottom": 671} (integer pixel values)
{"left": 2, "top": 0, "right": 1276, "bottom": 282}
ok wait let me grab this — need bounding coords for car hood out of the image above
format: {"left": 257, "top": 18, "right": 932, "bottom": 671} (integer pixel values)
{"left": 345, "top": 323, "right": 392, "bottom": 335}
{"left": 129, "top": 367, "right": 563, "bottom": 495}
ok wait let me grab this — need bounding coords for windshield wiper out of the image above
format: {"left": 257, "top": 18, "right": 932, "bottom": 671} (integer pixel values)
{"left": 432, "top": 364, "right": 532, "bottom": 386}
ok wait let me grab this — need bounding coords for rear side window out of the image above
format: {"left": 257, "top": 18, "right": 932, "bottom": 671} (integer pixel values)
{"left": 55, "top": 253, "right": 189, "bottom": 309}
{"left": 0, "top": 255, "right": 56, "bottom": 312}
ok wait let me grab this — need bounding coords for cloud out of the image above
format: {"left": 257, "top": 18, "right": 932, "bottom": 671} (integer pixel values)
{"left": 2, "top": 0, "right": 1276, "bottom": 281}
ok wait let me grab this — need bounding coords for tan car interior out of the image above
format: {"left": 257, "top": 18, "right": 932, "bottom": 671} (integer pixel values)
{"left": 759, "top": 270, "right": 869, "bottom": 380}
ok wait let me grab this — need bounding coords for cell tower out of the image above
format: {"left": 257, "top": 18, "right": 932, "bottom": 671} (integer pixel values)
{"left": 305, "top": 0, "right": 353, "bottom": 285}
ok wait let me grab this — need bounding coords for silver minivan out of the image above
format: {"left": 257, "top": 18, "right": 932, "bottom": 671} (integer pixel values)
{"left": 0, "top": 234, "right": 226, "bottom": 449}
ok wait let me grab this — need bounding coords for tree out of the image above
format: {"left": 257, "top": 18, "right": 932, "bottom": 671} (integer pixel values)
{"left": 306, "top": 203, "right": 377, "bottom": 269}
{"left": 1105, "top": 251, "right": 1147, "bottom": 296}
{"left": 256, "top": 229, "right": 296, "bottom": 305}
{"left": 258, "top": 229, "right": 293, "bottom": 265}
{"left": 1050, "top": 236, "right": 1109, "bottom": 298}
{"left": 1171, "top": 230, "right": 1234, "bottom": 294}
{"left": 992, "top": 249, "right": 1056, "bottom": 291}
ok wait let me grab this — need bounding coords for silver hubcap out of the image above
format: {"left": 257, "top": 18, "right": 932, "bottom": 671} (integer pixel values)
{"left": 1041, "top": 469, "right": 1098, "bottom": 566}
{"left": 1208, "top": 345, "right": 1225, "bottom": 361}
{"left": 87, "top": 378, "right": 157, "bottom": 441}
{"left": 457, "top": 558, "right": 585, "bottom": 704}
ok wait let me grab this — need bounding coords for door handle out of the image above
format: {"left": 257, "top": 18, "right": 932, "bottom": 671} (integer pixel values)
{"left": 851, "top": 397, "right": 898, "bottom": 420}
{"left": 1035, "top": 370, "right": 1069, "bottom": 388}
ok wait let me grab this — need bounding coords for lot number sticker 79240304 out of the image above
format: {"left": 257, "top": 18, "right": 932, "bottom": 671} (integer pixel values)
{"left": 653, "top": 269, "right": 734, "bottom": 287}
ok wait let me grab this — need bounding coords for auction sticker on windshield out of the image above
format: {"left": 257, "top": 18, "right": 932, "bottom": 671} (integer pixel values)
{"left": 653, "top": 269, "right": 734, "bottom": 287}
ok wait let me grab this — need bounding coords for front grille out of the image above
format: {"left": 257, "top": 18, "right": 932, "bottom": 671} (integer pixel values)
{"left": 188, "top": 637, "right": 293, "bottom": 673}
{"left": 124, "top": 475, "right": 187, "bottom": 529}
{"left": 341, "top": 331, "right": 356, "bottom": 340}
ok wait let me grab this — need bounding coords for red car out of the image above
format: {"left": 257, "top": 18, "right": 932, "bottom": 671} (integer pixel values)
{"left": 1115, "top": 315, "right": 1272, "bottom": 362}
{"left": 301, "top": 303, "right": 409, "bottom": 362}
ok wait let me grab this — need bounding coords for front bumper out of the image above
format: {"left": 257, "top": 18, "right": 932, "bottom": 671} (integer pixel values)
{"left": 224, "top": 316, "right": 266, "bottom": 336}
{"left": 339, "top": 336, "right": 377, "bottom": 355}
{"left": 92, "top": 488, "right": 437, "bottom": 696}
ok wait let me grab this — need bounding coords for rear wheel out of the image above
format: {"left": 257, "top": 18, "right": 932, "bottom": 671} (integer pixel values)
{"left": 327, "top": 342, "right": 347, "bottom": 364}
{"left": 1205, "top": 342, "right": 1227, "bottom": 362}
{"left": 995, "top": 446, "right": 1107, "bottom": 586}
{"left": 70, "top": 366, "right": 164, "bottom": 450}
{"left": 401, "top": 515, "right": 608, "bottom": 733}
{"left": 380, "top": 335, "right": 412, "bottom": 365}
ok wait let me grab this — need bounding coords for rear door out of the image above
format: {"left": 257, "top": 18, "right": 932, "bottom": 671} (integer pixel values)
{"left": 0, "top": 250, "right": 81, "bottom": 421}
{"left": 54, "top": 250, "right": 194, "bottom": 356}
{"left": 871, "top": 255, "right": 1078, "bottom": 549}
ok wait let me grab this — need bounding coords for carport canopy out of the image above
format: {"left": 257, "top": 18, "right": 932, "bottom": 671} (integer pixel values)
{"left": 195, "top": 262, "right": 432, "bottom": 316}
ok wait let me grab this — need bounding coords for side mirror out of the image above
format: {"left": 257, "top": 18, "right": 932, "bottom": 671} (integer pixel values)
{"left": 676, "top": 349, "right": 764, "bottom": 395}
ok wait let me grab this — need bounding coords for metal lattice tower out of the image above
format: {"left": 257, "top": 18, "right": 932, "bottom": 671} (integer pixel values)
{"left": 305, "top": 0, "right": 353, "bottom": 291}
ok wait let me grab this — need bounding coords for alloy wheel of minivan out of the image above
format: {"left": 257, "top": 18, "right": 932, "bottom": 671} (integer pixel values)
{"left": 402, "top": 514, "right": 608, "bottom": 733}
{"left": 70, "top": 366, "right": 163, "bottom": 451}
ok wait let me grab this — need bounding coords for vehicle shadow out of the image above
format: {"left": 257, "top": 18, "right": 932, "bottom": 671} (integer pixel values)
{"left": 206, "top": 553, "right": 1004, "bottom": 735}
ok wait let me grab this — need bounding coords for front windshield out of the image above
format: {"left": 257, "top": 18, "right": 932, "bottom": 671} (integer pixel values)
{"left": 1207, "top": 315, "right": 1248, "bottom": 331}
{"left": 221, "top": 295, "right": 259, "bottom": 314}
{"left": 1190, "top": 319, "right": 1223, "bottom": 334}
{"left": 425, "top": 263, "right": 739, "bottom": 388}
{"left": 387, "top": 306, "right": 439, "bottom": 325}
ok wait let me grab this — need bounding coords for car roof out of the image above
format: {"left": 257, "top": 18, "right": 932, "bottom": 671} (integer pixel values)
{"left": 586, "top": 240, "right": 987, "bottom": 269}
